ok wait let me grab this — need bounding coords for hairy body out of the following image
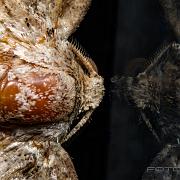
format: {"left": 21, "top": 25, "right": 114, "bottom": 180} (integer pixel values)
{"left": 0, "top": 0, "right": 104, "bottom": 179}
{"left": 112, "top": 0, "right": 180, "bottom": 179}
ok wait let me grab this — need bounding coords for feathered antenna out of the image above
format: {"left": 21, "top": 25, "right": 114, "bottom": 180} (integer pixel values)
{"left": 144, "top": 42, "right": 171, "bottom": 74}
{"left": 68, "top": 36, "right": 91, "bottom": 59}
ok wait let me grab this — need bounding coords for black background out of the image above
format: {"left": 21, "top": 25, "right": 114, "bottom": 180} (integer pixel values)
{"left": 65, "top": 0, "right": 173, "bottom": 180}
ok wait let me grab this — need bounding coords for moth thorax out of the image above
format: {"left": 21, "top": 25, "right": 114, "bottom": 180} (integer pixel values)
{"left": 131, "top": 74, "right": 160, "bottom": 110}
{"left": 0, "top": 59, "right": 76, "bottom": 125}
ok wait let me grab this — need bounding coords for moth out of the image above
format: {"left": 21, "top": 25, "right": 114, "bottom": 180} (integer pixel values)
{"left": 112, "top": 0, "right": 180, "bottom": 179}
{"left": 113, "top": 42, "right": 180, "bottom": 143}
{"left": 0, "top": 0, "right": 104, "bottom": 179}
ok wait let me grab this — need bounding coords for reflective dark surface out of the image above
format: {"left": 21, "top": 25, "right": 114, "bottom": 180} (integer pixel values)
{"left": 65, "top": 0, "right": 174, "bottom": 180}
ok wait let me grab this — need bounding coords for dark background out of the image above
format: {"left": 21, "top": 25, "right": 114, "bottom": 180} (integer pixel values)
{"left": 65, "top": 0, "right": 173, "bottom": 180}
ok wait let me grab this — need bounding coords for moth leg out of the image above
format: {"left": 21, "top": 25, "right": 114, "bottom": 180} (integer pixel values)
{"left": 141, "top": 112, "right": 161, "bottom": 143}
{"left": 61, "top": 109, "right": 94, "bottom": 144}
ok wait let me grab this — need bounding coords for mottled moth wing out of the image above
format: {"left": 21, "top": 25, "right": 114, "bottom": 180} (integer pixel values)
{"left": 0, "top": 0, "right": 91, "bottom": 43}
{"left": 0, "top": 138, "right": 78, "bottom": 179}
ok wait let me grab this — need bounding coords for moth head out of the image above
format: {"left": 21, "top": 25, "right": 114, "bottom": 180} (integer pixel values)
{"left": 111, "top": 58, "right": 148, "bottom": 105}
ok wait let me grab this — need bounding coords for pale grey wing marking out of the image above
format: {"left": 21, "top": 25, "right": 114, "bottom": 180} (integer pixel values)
{"left": 0, "top": 0, "right": 91, "bottom": 44}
